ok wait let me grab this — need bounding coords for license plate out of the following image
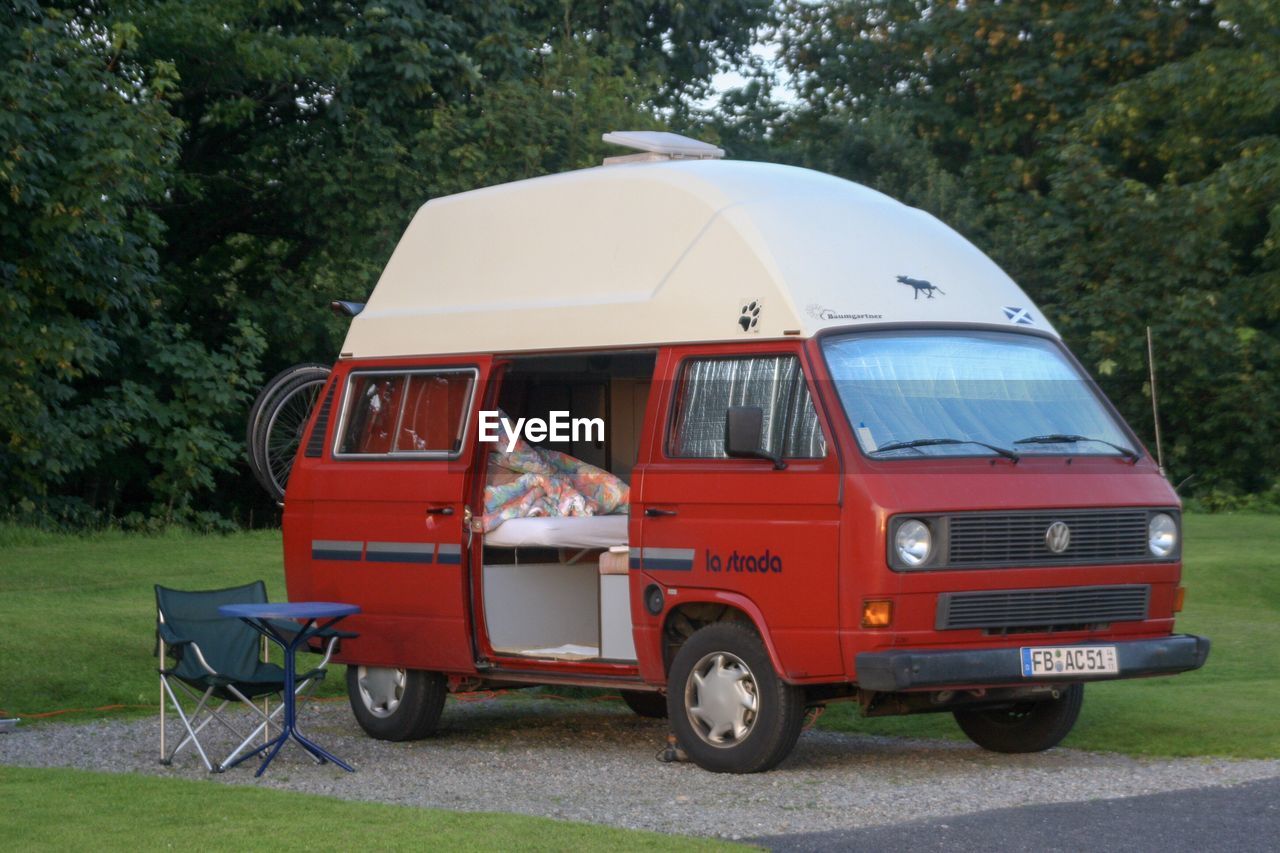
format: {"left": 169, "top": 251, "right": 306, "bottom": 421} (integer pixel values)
{"left": 1021, "top": 645, "right": 1118, "bottom": 678}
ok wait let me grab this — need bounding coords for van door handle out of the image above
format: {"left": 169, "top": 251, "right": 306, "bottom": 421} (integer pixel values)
{"left": 426, "top": 506, "right": 454, "bottom": 516}
{"left": 644, "top": 508, "right": 677, "bottom": 517}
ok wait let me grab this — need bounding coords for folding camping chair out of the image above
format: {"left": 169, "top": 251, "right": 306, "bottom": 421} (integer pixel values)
{"left": 155, "top": 581, "right": 343, "bottom": 772}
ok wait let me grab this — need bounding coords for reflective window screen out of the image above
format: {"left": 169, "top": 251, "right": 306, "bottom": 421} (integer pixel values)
{"left": 669, "top": 355, "right": 826, "bottom": 458}
{"left": 822, "top": 331, "right": 1133, "bottom": 458}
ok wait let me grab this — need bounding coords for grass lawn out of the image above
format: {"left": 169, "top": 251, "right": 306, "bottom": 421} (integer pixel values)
{"left": 0, "top": 766, "right": 735, "bottom": 852}
{"left": 818, "top": 513, "right": 1280, "bottom": 758}
{"left": 1, "top": 514, "right": 1277, "bottom": 759}
{"left": 0, "top": 525, "right": 341, "bottom": 721}
{"left": 0, "top": 526, "right": 736, "bottom": 850}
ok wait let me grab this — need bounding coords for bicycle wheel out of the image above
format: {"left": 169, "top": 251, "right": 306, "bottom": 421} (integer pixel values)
{"left": 246, "top": 364, "right": 331, "bottom": 501}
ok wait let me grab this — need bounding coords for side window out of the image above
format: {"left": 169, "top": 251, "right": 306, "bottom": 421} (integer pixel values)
{"left": 337, "top": 369, "right": 475, "bottom": 457}
{"left": 668, "top": 355, "right": 827, "bottom": 459}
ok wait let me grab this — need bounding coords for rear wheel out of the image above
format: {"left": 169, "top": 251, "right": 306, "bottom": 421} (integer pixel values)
{"left": 953, "top": 683, "right": 1084, "bottom": 753}
{"left": 246, "top": 364, "right": 330, "bottom": 502}
{"left": 667, "top": 622, "right": 805, "bottom": 773}
{"left": 620, "top": 690, "right": 668, "bottom": 719}
{"left": 346, "top": 666, "right": 447, "bottom": 742}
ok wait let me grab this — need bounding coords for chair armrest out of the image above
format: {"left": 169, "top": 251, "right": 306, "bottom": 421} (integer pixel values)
{"left": 303, "top": 626, "right": 358, "bottom": 659}
{"left": 157, "top": 622, "right": 193, "bottom": 647}
{"left": 155, "top": 625, "right": 220, "bottom": 676}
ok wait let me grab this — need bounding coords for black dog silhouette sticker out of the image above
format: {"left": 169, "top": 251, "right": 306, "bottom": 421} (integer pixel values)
{"left": 896, "top": 275, "right": 945, "bottom": 299}
{"left": 739, "top": 300, "right": 761, "bottom": 331}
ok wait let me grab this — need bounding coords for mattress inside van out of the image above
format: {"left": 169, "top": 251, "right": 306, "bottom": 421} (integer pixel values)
{"left": 483, "top": 515, "right": 629, "bottom": 549}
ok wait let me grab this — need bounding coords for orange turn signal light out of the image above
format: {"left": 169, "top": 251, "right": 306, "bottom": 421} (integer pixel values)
{"left": 1173, "top": 586, "right": 1186, "bottom": 613}
{"left": 862, "top": 599, "right": 893, "bottom": 628}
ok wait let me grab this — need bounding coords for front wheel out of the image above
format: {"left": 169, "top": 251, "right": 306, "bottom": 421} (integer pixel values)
{"left": 667, "top": 622, "right": 805, "bottom": 773}
{"left": 953, "top": 683, "right": 1084, "bottom": 753}
{"left": 346, "top": 666, "right": 447, "bottom": 742}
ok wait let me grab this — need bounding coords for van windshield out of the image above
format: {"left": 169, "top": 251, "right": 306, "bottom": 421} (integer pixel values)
{"left": 821, "top": 330, "right": 1136, "bottom": 459}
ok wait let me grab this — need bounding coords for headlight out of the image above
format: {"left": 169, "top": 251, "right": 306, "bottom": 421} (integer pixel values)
{"left": 895, "top": 519, "right": 932, "bottom": 567}
{"left": 1148, "top": 513, "right": 1178, "bottom": 558}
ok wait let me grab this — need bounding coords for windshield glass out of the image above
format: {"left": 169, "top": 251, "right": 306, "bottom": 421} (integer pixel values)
{"left": 822, "top": 331, "right": 1134, "bottom": 458}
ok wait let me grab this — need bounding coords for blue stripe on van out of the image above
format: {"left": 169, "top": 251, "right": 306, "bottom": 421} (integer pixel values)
{"left": 312, "top": 540, "right": 363, "bottom": 561}
{"left": 632, "top": 547, "right": 695, "bottom": 572}
{"left": 365, "top": 542, "right": 434, "bottom": 564}
{"left": 436, "top": 543, "right": 462, "bottom": 565}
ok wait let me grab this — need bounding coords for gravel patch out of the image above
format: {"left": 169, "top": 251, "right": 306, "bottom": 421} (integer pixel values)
{"left": 3, "top": 694, "right": 1278, "bottom": 840}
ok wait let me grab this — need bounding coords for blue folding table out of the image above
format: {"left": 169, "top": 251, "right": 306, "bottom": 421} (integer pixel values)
{"left": 218, "top": 601, "right": 360, "bottom": 777}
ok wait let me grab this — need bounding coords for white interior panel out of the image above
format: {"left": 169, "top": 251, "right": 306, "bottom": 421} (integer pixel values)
{"left": 483, "top": 562, "right": 599, "bottom": 652}
{"left": 599, "top": 574, "right": 637, "bottom": 661}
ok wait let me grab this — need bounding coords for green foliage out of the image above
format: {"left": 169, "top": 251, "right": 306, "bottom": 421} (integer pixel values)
{"left": 752, "top": 0, "right": 1280, "bottom": 499}
{"left": 2, "top": 0, "right": 770, "bottom": 525}
{"left": 1183, "top": 480, "right": 1280, "bottom": 513}
{"left": 0, "top": 3, "right": 178, "bottom": 515}
{"left": 8, "top": 0, "right": 1275, "bottom": 517}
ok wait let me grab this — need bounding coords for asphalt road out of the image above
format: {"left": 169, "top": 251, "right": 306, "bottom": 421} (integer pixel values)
{"left": 755, "top": 776, "right": 1280, "bottom": 852}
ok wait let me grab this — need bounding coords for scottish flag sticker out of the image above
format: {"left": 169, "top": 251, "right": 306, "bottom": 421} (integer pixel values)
{"left": 1003, "top": 306, "right": 1035, "bottom": 325}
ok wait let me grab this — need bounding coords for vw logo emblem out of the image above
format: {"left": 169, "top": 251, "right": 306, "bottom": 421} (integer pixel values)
{"left": 1045, "top": 521, "right": 1072, "bottom": 554}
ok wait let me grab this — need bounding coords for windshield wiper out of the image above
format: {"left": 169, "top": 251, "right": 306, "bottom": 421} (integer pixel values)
{"left": 869, "top": 437, "right": 1020, "bottom": 462}
{"left": 1013, "top": 434, "right": 1139, "bottom": 462}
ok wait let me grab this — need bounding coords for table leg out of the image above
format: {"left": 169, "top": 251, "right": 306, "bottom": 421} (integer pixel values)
{"left": 280, "top": 623, "right": 355, "bottom": 772}
{"left": 219, "top": 619, "right": 296, "bottom": 775}
{"left": 223, "top": 616, "right": 356, "bottom": 777}
{"left": 220, "top": 621, "right": 292, "bottom": 774}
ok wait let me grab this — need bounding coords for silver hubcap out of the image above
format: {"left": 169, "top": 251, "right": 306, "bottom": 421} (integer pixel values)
{"left": 357, "top": 666, "right": 406, "bottom": 718}
{"left": 684, "top": 651, "right": 760, "bottom": 747}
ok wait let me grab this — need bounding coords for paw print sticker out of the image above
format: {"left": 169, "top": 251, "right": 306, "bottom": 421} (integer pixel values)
{"left": 739, "top": 300, "right": 761, "bottom": 332}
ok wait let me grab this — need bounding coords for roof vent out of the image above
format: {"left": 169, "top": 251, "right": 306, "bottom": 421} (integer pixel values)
{"left": 601, "top": 131, "right": 725, "bottom": 165}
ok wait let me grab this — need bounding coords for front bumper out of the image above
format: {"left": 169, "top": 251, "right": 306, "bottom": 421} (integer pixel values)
{"left": 855, "top": 634, "right": 1210, "bottom": 692}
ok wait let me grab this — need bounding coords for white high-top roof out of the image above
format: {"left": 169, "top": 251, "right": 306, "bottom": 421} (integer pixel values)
{"left": 342, "top": 158, "right": 1054, "bottom": 358}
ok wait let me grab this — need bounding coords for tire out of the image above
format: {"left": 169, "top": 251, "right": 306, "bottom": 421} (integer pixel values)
{"left": 246, "top": 363, "right": 329, "bottom": 474}
{"left": 246, "top": 364, "right": 331, "bottom": 502}
{"left": 953, "top": 683, "right": 1084, "bottom": 753}
{"left": 346, "top": 665, "right": 447, "bottom": 742}
{"left": 620, "top": 690, "right": 668, "bottom": 719}
{"left": 667, "top": 622, "right": 805, "bottom": 773}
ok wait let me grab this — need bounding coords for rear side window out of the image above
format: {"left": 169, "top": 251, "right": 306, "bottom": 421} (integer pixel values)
{"left": 668, "top": 355, "right": 826, "bottom": 459}
{"left": 336, "top": 369, "right": 476, "bottom": 457}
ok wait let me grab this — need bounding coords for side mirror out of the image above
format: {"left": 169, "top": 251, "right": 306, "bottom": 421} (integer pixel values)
{"left": 724, "top": 405, "right": 787, "bottom": 470}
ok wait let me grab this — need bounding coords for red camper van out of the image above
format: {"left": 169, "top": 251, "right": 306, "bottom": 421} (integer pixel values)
{"left": 274, "top": 132, "right": 1208, "bottom": 773}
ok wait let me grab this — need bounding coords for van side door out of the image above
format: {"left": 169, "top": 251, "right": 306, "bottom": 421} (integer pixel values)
{"left": 284, "top": 356, "right": 491, "bottom": 673}
{"left": 632, "top": 346, "right": 844, "bottom": 682}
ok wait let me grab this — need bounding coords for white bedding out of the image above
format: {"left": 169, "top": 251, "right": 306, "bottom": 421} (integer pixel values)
{"left": 483, "top": 515, "right": 629, "bottom": 549}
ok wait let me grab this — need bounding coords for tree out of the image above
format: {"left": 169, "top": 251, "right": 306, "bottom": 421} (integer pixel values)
{"left": 1, "top": 2, "right": 191, "bottom": 523}
{"left": 3, "top": 0, "right": 773, "bottom": 524}
{"left": 1043, "top": 0, "right": 1280, "bottom": 493}
{"left": 763, "top": 0, "right": 1280, "bottom": 496}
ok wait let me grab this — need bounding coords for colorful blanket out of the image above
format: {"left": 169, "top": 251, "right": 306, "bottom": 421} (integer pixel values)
{"left": 482, "top": 424, "right": 629, "bottom": 532}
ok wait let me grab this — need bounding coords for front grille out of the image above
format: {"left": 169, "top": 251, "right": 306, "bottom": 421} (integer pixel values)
{"left": 948, "top": 510, "right": 1152, "bottom": 567}
{"left": 937, "top": 584, "right": 1150, "bottom": 631}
